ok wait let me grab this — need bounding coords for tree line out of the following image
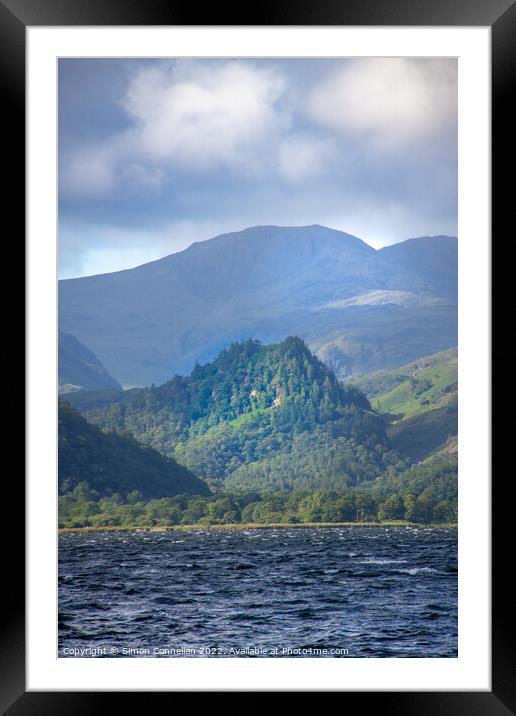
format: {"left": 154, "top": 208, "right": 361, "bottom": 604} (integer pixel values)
{"left": 59, "top": 479, "right": 457, "bottom": 529}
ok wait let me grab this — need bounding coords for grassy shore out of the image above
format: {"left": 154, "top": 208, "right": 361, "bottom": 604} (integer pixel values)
{"left": 59, "top": 520, "right": 457, "bottom": 533}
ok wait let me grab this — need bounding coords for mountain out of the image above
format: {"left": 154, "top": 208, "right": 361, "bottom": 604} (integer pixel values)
{"left": 378, "top": 236, "right": 458, "bottom": 299}
{"left": 59, "top": 225, "right": 457, "bottom": 387}
{"left": 58, "top": 330, "right": 122, "bottom": 394}
{"left": 58, "top": 399, "right": 209, "bottom": 498}
{"left": 351, "top": 348, "right": 458, "bottom": 462}
{"left": 66, "top": 337, "right": 406, "bottom": 492}
{"left": 352, "top": 347, "right": 457, "bottom": 416}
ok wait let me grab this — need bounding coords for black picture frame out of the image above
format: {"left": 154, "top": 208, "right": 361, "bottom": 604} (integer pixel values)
{"left": 5, "top": 0, "right": 510, "bottom": 710}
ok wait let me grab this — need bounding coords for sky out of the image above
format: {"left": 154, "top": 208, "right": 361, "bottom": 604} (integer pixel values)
{"left": 58, "top": 58, "right": 457, "bottom": 279}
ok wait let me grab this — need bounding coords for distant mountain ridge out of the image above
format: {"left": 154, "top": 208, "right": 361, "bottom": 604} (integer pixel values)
{"left": 59, "top": 224, "right": 457, "bottom": 387}
{"left": 58, "top": 330, "right": 122, "bottom": 393}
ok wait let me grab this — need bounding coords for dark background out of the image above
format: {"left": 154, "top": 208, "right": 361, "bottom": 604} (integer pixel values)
{"left": 2, "top": 0, "right": 512, "bottom": 711}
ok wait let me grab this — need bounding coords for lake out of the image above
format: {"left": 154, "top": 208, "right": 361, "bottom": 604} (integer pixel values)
{"left": 59, "top": 525, "right": 457, "bottom": 658}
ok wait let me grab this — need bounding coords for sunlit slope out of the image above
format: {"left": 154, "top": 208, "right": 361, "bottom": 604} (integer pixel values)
{"left": 351, "top": 348, "right": 457, "bottom": 462}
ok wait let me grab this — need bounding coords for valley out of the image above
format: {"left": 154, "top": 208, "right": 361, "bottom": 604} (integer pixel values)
{"left": 58, "top": 225, "right": 458, "bottom": 529}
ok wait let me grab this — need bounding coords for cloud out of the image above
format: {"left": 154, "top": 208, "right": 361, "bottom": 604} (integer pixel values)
{"left": 60, "top": 143, "right": 117, "bottom": 196}
{"left": 120, "top": 163, "right": 164, "bottom": 188}
{"left": 58, "top": 58, "right": 458, "bottom": 277}
{"left": 277, "top": 133, "right": 337, "bottom": 184}
{"left": 60, "top": 61, "right": 288, "bottom": 197}
{"left": 123, "top": 61, "right": 287, "bottom": 169}
{"left": 60, "top": 58, "right": 457, "bottom": 199}
{"left": 307, "top": 59, "right": 457, "bottom": 150}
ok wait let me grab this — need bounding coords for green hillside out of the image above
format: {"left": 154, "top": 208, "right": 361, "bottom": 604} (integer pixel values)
{"left": 351, "top": 348, "right": 457, "bottom": 462}
{"left": 355, "top": 450, "right": 458, "bottom": 522}
{"left": 58, "top": 440, "right": 457, "bottom": 528}
{"left": 372, "top": 362, "right": 457, "bottom": 419}
{"left": 351, "top": 347, "right": 457, "bottom": 408}
{"left": 58, "top": 399, "right": 209, "bottom": 499}
{"left": 386, "top": 398, "right": 458, "bottom": 462}
{"left": 59, "top": 343, "right": 459, "bottom": 528}
{"left": 67, "top": 337, "right": 406, "bottom": 492}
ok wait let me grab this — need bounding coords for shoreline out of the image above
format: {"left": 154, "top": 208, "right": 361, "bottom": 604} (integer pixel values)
{"left": 59, "top": 520, "right": 457, "bottom": 533}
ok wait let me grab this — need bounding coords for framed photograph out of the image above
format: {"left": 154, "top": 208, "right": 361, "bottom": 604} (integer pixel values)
{"left": 5, "top": 0, "right": 510, "bottom": 709}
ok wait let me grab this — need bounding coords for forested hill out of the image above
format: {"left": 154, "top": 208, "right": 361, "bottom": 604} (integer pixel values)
{"left": 58, "top": 399, "right": 209, "bottom": 498}
{"left": 67, "top": 337, "right": 406, "bottom": 491}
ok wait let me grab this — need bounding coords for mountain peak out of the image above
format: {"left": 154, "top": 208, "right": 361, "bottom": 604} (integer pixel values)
{"left": 60, "top": 224, "right": 458, "bottom": 386}
{"left": 380, "top": 235, "right": 457, "bottom": 251}
{"left": 182, "top": 223, "right": 372, "bottom": 254}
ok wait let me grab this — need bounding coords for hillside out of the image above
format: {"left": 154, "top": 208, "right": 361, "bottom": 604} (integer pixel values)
{"left": 58, "top": 330, "right": 122, "bottom": 394}
{"left": 59, "top": 225, "right": 457, "bottom": 387}
{"left": 386, "top": 399, "right": 458, "bottom": 462}
{"left": 351, "top": 348, "right": 458, "bottom": 462}
{"left": 355, "top": 347, "right": 457, "bottom": 419}
{"left": 350, "top": 347, "right": 457, "bottom": 400}
{"left": 58, "top": 399, "right": 209, "bottom": 498}
{"left": 67, "top": 337, "right": 406, "bottom": 492}
{"left": 355, "top": 450, "right": 458, "bottom": 522}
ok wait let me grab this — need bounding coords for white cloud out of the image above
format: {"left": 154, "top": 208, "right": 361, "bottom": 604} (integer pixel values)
{"left": 277, "top": 134, "right": 336, "bottom": 184}
{"left": 61, "top": 61, "right": 288, "bottom": 197}
{"left": 123, "top": 61, "right": 287, "bottom": 170}
{"left": 59, "top": 132, "right": 147, "bottom": 197}
{"left": 120, "top": 163, "right": 164, "bottom": 188}
{"left": 307, "top": 59, "right": 457, "bottom": 150}
{"left": 59, "top": 59, "right": 458, "bottom": 278}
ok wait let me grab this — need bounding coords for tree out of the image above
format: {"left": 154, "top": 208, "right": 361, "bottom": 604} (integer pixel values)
{"left": 355, "top": 493, "right": 377, "bottom": 521}
{"left": 412, "top": 489, "right": 437, "bottom": 523}
{"left": 207, "top": 497, "right": 240, "bottom": 522}
{"left": 433, "top": 500, "right": 454, "bottom": 523}
{"left": 378, "top": 495, "right": 405, "bottom": 521}
{"left": 403, "top": 492, "right": 417, "bottom": 522}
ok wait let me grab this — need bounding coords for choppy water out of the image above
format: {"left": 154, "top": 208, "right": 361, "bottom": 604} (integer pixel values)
{"left": 59, "top": 526, "right": 457, "bottom": 658}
